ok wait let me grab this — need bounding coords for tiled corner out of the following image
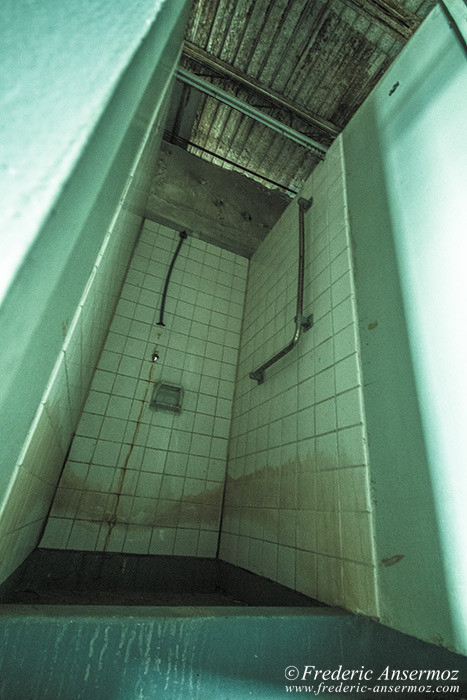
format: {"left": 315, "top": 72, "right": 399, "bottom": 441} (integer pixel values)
{"left": 41, "top": 223, "right": 248, "bottom": 559}
{"left": 219, "top": 136, "right": 379, "bottom": 618}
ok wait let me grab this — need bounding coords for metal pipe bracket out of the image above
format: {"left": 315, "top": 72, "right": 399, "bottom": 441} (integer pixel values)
{"left": 295, "top": 313, "right": 314, "bottom": 332}
{"left": 297, "top": 196, "right": 313, "bottom": 212}
{"left": 249, "top": 369, "right": 265, "bottom": 385}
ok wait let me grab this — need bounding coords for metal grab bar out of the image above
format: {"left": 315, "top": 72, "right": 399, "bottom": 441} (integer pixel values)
{"left": 249, "top": 197, "right": 313, "bottom": 385}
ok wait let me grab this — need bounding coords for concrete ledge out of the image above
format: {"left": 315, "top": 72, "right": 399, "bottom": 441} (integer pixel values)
{"left": 145, "top": 141, "right": 290, "bottom": 258}
{"left": 0, "top": 601, "right": 465, "bottom": 700}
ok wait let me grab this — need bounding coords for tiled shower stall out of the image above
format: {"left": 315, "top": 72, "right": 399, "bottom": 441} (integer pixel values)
{"left": 2, "top": 3, "right": 467, "bottom": 685}
{"left": 36, "top": 135, "right": 377, "bottom": 617}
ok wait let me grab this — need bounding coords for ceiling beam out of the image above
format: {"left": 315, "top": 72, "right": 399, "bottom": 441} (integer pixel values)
{"left": 176, "top": 68, "right": 328, "bottom": 156}
{"left": 182, "top": 41, "right": 340, "bottom": 143}
{"left": 340, "top": 0, "right": 421, "bottom": 41}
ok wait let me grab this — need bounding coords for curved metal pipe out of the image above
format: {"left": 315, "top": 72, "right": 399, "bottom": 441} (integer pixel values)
{"left": 157, "top": 230, "right": 188, "bottom": 327}
{"left": 250, "top": 197, "right": 313, "bottom": 384}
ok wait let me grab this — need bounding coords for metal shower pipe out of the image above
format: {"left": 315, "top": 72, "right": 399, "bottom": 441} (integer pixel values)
{"left": 157, "top": 230, "right": 188, "bottom": 327}
{"left": 250, "top": 197, "right": 313, "bottom": 384}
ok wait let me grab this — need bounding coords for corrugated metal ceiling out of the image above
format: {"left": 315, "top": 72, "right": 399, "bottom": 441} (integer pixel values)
{"left": 166, "top": 0, "right": 436, "bottom": 194}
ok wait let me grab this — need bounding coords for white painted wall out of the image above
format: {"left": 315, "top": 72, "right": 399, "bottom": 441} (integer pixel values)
{"left": 0, "top": 0, "right": 170, "bottom": 303}
{"left": 377, "top": 4, "right": 467, "bottom": 652}
{"left": 343, "top": 0, "right": 467, "bottom": 654}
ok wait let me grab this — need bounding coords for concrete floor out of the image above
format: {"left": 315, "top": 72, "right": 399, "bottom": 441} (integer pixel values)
{"left": 6, "top": 588, "right": 245, "bottom": 606}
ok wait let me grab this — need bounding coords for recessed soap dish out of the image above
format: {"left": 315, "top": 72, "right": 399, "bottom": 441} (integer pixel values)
{"left": 150, "top": 382, "right": 183, "bottom": 413}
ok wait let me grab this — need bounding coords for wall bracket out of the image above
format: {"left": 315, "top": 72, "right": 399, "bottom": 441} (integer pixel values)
{"left": 295, "top": 313, "right": 314, "bottom": 332}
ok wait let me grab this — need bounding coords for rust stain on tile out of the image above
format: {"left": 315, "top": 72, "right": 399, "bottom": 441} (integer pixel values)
{"left": 103, "top": 362, "right": 155, "bottom": 551}
{"left": 368, "top": 320, "right": 378, "bottom": 330}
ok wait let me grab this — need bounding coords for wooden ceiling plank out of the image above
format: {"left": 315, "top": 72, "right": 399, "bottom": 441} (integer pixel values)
{"left": 286, "top": 7, "right": 348, "bottom": 109}
{"left": 261, "top": 130, "right": 303, "bottom": 191}
{"left": 209, "top": 86, "right": 255, "bottom": 166}
{"left": 278, "top": 0, "right": 335, "bottom": 101}
{"left": 301, "top": 11, "right": 374, "bottom": 120}
{"left": 205, "top": 0, "right": 237, "bottom": 56}
{"left": 193, "top": 93, "right": 222, "bottom": 150}
{"left": 338, "top": 0, "right": 422, "bottom": 40}
{"left": 182, "top": 41, "right": 340, "bottom": 140}
{"left": 257, "top": 0, "right": 311, "bottom": 88}
{"left": 212, "top": 107, "right": 245, "bottom": 163}
{"left": 243, "top": 0, "right": 292, "bottom": 80}
{"left": 185, "top": 0, "right": 222, "bottom": 48}
{"left": 218, "top": 1, "right": 256, "bottom": 66}
{"left": 231, "top": 0, "right": 273, "bottom": 73}
{"left": 267, "top": 0, "right": 329, "bottom": 95}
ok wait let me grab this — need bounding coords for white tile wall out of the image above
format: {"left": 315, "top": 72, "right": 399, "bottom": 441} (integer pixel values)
{"left": 0, "top": 215, "right": 141, "bottom": 585}
{"left": 219, "top": 137, "right": 379, "bottom": 617}
{"left": 41, "top": 223, "right": 248, "bottom": 558}
{"left": 0, "top": 90, "right": 167, "bottom": 585}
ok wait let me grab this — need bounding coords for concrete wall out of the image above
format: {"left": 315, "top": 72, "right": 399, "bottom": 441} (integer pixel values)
{"left": 219, "top": 137, "right": 379, "bottom": 617}
{"left": 145, "top": 141, "right": 289, "bottom": 257}
{"left": 342, "top": 0, "right": 467, "bottom": 654}
{"left": 0, "top": 0, "right": 191, "bottom": 583}
{"left": 41, "top": 222, "right": 247, "bottom": 557}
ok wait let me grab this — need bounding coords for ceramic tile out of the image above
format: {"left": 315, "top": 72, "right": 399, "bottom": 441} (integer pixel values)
{"left": 338, "top": 466, "right": 371, "bottom": 513}
{"left": 67, "top": 520, "right": 101, "bottom": 550}
{"left": 295, "top": 550, "right": 318, "bottom": 599}
{"left": 336, "top": 388, "right": 363, "bottom": 429}
{"left": 123, "top": 525, "right": 152, "bottom": 554}
{"left": 196, "top": 530, "right": 218, "bottom": 557}
{"left": 149, "top": 527, "right": 176, "bottom": 555}
{"left": 340, "top": 511, "right": 374, "bottom": 564}
{"left": 219, "top": 137, "right": 376, "bottom": 617}
{"left": 316, "top": 554, "right": 343, "bottom": 606}
{"left": 173, "top": 528, "right": 199, "bottom": 556}
{"left": 40, "top": 517, "right": 74, "bottom": 549}
{"left": 342, "top": 560, "right": 378, "bottom": 616}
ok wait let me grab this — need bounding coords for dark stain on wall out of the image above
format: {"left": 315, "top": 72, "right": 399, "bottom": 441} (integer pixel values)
{"left": 102, "top": 362, "right": 155, "bottom": 550}
{"left": 381, "top": 554, "right": 405, "bottom": 567}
